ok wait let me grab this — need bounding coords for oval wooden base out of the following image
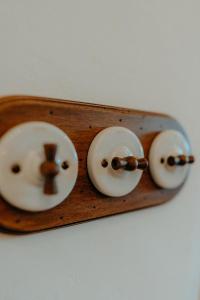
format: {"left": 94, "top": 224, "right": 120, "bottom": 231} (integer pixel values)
{"left": 0, "top": 96, "right": 185, "bottom": 232}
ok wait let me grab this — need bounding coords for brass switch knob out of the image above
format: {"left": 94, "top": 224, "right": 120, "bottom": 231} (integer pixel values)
{"left": 40, "top": 144, "right": 59, "bottom": 195}
{"left": 167, "top": 155, "right": 195, "bottom": 166}
{"left": 111, "top": 156, "right": 148, "bottom": 171}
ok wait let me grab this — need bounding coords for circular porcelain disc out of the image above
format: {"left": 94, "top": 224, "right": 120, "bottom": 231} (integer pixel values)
{"left": 149, "top": 130, "right": 191, "bottom": 189}
{"left": 0, "top": 122, "right": 78, "bottom": 212}
{"left": 87, "top": 127, "right": 144, "bottom": 197}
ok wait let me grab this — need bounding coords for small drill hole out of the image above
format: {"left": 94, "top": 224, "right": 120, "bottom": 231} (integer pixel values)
{"left": 62, "top": 161, "right": 69, "bottom": 170}
{"left": 101, "top": 159, "right": 108, "bottom": 168}
{"left": 49, "top": 110, "right": 54, "bottom": 115}
{"left": 119, "top": 119, "right": 122, "bottom": 122}
{"left": 160, "top": 158, "right": 165, "bottom": 164}
{"left": 11, "top": 164, "right": 21, "bottom": 174}
{"left": 89, "top": 125, "right": 92, "bottom": 129}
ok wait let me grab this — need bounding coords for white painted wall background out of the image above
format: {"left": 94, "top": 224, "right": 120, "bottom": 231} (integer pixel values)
{"left": 0, "top": 1, "right": 200, "bottom": 299}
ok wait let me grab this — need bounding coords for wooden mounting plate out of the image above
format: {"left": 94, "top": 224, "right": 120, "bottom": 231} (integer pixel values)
{"left": 0, "top": 95, "right": 184, "bottom": 232}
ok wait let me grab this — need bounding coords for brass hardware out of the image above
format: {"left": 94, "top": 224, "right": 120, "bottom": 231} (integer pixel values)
{"left": 167, "top": 155, "right": 195, "bottom": 166}
{"left": 40, "top": 144, "right": 59, "bottom": 195}
{"left": 111, "top": 156, "right": 148, "bottom": 171}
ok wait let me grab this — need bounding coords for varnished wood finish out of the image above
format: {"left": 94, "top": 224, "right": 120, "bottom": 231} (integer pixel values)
{"left": 0, "top": 96, "right": 185, "bottom": 232}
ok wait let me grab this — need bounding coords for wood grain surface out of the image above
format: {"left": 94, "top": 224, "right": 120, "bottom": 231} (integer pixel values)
{"left": 0, "top": 95, "right": 185, "bottom": 232}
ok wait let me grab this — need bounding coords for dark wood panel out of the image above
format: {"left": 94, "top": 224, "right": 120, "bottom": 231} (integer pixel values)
{"left": 0, "top": 96, "right": 184, "bottom": 232}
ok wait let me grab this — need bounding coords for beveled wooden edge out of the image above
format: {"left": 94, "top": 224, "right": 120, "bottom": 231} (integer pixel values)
{"left": 0, "top": 94, "right": 172, "bottom": 118}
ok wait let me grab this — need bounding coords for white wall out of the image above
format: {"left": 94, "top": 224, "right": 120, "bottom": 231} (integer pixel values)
{"left": 0, "top": 1, "right": 200, "bottom": 299}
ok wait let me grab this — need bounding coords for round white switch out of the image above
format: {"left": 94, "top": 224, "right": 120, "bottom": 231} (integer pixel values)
{"left": 0, "top": 122, "right": 78, "bottom": 212}
{"left": 87, "top": 127, "right": 145, "bottom": 197}
{"left": 149, "top": 130, "right": 193, "bottom": 189}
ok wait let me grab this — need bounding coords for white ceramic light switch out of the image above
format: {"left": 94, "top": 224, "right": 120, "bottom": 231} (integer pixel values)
{"left": 0, "top": 122, "right": 78, "bottom": 212}
{"left": 149, "top": 130, "right": 194, "bottom": 189}
{"left": 87, "top": 127, "right": 148, "bottom": 197}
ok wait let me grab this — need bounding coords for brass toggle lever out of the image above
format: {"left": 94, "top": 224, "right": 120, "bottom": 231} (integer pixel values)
{"left": 111, "top": 156, "right": 148, "bottom": 171}
{"left": 40, "top": 144, "right": 59, "bottom": 195}
{"left": 167, "top": 155, "right": 195, "bottom": 167}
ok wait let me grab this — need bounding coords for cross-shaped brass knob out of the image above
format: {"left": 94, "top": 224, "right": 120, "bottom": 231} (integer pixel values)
{"left": 40, "top": 144, "right": 59, "bottom": 195}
